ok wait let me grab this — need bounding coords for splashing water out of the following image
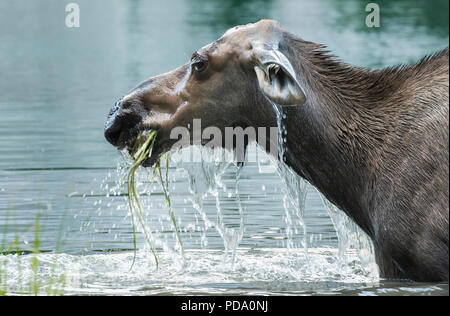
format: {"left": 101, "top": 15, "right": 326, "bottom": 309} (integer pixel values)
{"left": 268, "top": 99, "right": 378, "bottom": 279}
{"left": 2, "top": 115, "right": 381, "bottom": 296}
{"left": 321, "top": 197, "right": 379, "bottom": 278}
{"left": 93, "top": 102, "right": 378, "bottom": 287}
{"left": 174, "top": 146, "right": 245, "bottom": 265}
{"left": 3, "top": 247, "right": 384, "bottom": 296}
{"left": 269, "top": 101, "right": 309, "bottom": 251}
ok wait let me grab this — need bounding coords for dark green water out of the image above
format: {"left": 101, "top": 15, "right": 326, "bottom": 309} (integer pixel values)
{"left": 0, "top": 0, "right": 448, "bottom": 295}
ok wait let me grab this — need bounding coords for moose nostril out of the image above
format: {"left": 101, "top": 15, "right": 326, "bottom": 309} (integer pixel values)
{"left": 104, "top": 102, "right": 143, "bottom": 147}
{"left": 105, "top": 96, "right": 143, "bottom": 147}
{"left": 104, "top": 120, "right": 123, "bottom": 146}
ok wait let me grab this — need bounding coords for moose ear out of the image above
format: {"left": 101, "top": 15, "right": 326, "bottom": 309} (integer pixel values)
{"left": 253, "top": 47, "right": 306, "bottom": 106}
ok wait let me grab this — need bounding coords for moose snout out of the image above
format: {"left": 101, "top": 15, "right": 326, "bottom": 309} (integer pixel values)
{"left": 104, "top": 99, "right": 141, "bottom": 147}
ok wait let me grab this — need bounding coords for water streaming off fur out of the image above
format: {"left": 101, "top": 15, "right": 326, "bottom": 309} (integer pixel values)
{"left": 3, "top": 145, "right": 383, "bottom": 295}
{"left": 4, "top": 148, "right": 448, "bottom": 295}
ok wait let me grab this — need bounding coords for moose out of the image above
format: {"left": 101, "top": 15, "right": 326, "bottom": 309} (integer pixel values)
{"left": 105, "top": 20, "right": 449, "bottom": 282}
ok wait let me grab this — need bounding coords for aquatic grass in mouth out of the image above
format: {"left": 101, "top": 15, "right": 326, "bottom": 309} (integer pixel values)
{"left": 126, "top": 130, "right": 184, "bottom": 270}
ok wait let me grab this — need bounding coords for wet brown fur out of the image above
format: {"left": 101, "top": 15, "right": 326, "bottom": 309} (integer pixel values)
{"left": 105, "top": 20, "right": 449, "bottom": 282}
{"left": 282, "top": 35, "right": 449, "bottom": 281}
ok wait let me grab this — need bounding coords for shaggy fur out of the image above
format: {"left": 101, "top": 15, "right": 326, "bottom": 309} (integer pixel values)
{"left": 105, "top": 20, "right": 449, "bottom": 282}
{"left": 280, "top": 35, "right": 449, "bottom": 281}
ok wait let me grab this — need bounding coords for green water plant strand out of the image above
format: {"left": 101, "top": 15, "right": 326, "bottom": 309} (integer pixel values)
{"left": 127, "top": 130, "right": 159, "bottom": 270}
{"left": 157, "top": 154, "right": 185, "bottom": 258}
{"left": 126, "top": 131, "right": 185, "bottom": 270}
{"left": 30, "top": 214, "right": 40, "bottom": 296}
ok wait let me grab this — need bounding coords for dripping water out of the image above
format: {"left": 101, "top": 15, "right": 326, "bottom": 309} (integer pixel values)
{"left": 88, "top": 109, "right": 378, "bottom": 281}
{"left": 268, "top": 99, "right": 377, "bottom": 278}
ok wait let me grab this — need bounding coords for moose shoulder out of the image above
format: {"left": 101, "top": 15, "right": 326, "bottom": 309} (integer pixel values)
{"left": 105, "top": 19, "right": 449, "bottom": 282}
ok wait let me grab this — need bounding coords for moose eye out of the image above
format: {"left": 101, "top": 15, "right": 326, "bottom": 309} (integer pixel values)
{"left": 193, "top": 60, "right": 207, "bottom": 73}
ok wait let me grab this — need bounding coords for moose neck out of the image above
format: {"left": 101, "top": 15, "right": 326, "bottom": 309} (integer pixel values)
{"left": 279, "top": 104, "right": 376, "bottom": 237}
{"left": 268, "top": 38, "right": 396, "bottom": 238}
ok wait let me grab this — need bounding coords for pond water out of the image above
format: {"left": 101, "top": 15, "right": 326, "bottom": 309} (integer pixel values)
{"left": 0, "top": 0, "right": 448, "bottom": 296}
